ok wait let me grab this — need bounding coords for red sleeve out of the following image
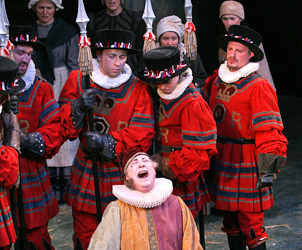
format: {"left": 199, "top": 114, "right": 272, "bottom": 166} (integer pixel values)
{"left": 250, "top": 80, "right": 288, "bottom": 157}
{"left": 200, "top": 69, "right": 219, "bottom": 102}
{"left": 168, "top": 98, "right": 217, "bottom": 183}
{"left": 112, "top": 84, "right": 155, "bottom": 158}
{"left": 0, "top": 145, "right": 19, "bottom": 189}
{"left": 36, "top": 82, "right": 64, "bottom": 159}
{"left": 59, "top": 70, "right": 83, "bottom": 141}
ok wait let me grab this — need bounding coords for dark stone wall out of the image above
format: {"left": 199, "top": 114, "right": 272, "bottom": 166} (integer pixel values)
{"left": 5, "top": 0, "right": 301, "bottom": 96}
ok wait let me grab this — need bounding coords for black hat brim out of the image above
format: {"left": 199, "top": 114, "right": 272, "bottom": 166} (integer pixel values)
{"left": 91, "top": 47, "right": 141, "bottom": 56}
{"left": 0, "top": 78, "right": 25, "bottom": 95}
{"left": 13, "top": 41, "right": 45, "bottom": 50}
{"left": 216, "top": 35, "right": 264, "bottom": 62}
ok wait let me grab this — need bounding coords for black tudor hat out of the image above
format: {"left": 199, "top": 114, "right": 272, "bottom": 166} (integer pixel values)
{"left": 9, "top": 26, "right": 44, "bottom": 50}
{"left": 139, "top": 46, "right": 190, "bottom": 84}
{"left": 216, "top": 25, "right": 264, "bottom": 62}
{"left": 0, "top": 56, "right": 25, "bottom": 94}
{"left": 92, "top": 29, "right": 141, "bottom": 55}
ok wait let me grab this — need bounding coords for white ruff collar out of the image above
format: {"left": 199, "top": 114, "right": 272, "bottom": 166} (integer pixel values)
{"left": 20, "top": 60, "right": 36, "bottom": 93}
{"left": 91, "top": 59, "right": 132, "bottom": 89}
{"left": 113, "top": 178, "right": 173, "bottom": 208}
{"left": 157, "top": 68, "right": 193, "bottom": 100}
{"left": 218, "top": 61, "right": 259, "bottom": 83}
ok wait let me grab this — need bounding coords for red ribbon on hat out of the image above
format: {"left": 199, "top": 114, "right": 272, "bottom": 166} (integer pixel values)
{"left": 143, "top": 31, "right": 156, "bottom": 41}
{"left": 78, "top": 36, "right": 91, "bottom": 48}
{"left": 20, "top": 34, "right": 25, "bottom": 41}
{"left": 184, "top": 22, "right": 196, "bottom": 33}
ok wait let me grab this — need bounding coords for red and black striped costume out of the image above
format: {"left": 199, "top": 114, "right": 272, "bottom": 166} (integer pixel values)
{"left": 201, "top": 69, "right": 288, "bottom": 246}
{"left": 0, "top": 141, "right": 19, "bottom": 248}
{"left": 156, "top": 83, "right": 217, "bottom": 218}
{"left": 17, "top": 76, "right": 62, "bottom": 247}
{"left": 59, "top": 70, "right": 155, "bottom": 247}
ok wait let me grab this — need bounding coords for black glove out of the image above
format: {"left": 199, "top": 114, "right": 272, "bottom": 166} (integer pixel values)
{"left": 2, "top": 112, "right": 20, "bottom": 153}
{"left": 20, "top": 131, "right": 44, "bottom": 156}
{"left": 256, "top": 153, "right": 286, "bottom": 190}
{"left": 256, "top": 174, "right": 275, "bottom": 190}
{"left": 84, "top": 132, "right": 117, "bottom": 161}
{"left": 84, "top": 131, "right": 105, "bottom": 152}
{"left": 76, "top": 88, "right": 98, "bottom": 113}
{"left": 71, "top": 88, "right": 98, "bottom": 129}
{"left": 3, "top": 95, "right": 19, "bottom": 115}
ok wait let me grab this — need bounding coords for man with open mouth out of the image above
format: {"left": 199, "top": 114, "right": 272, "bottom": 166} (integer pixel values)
{"left": 88, "top": 149, "right": 203, "bottom": 250}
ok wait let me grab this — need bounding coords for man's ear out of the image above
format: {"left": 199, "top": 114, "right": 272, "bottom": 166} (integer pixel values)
{"left": 96, "top": 50, "right": 102, "bottom": 61}
{"left": 249, "top": 51, "right": 255, "bottom": 59}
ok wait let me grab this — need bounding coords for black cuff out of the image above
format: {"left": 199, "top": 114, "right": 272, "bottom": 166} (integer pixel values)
{"left": 71, "top": 100, "right": 86, "bottom": 129}
{"left": 258, "top": 153, "right": 286, "bottom": 174}
{"left": 23, "top": 132, "right": 45, "bottom": 156}
{"left": 101, "top": 135, "right": 117, "bottom": 161}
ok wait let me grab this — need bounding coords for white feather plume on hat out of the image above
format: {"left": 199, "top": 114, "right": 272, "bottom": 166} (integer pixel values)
{"left": 28, "top": 0, "right": 64, "bottom": 11}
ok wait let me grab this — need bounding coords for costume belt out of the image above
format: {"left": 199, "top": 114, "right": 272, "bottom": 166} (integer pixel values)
{"left": 217, "top": 136, "right": 255, "bottom": 145}
{"left": 160, "top": 145, "right": 182, "bottom": 153}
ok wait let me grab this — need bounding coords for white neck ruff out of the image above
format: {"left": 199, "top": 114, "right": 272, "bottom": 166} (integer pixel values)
{"left": 157, "top": 68, "right": 193, "bottom": 100}
{"left": 91, "top": 59, "right": 132, "bottom": 89}
{"left": 113, "top": 178, "right": 173, "bottom": 208}
{"left": 218, "top": 61, "right": 259, "bottom": 83}
{"left": 20, "top": 60, "right": 36, "bottom": 93}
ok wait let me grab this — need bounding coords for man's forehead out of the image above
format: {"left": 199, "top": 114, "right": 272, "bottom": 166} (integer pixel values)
{"left": 103, "top": 49, "right": 128, "bottom": 56}
{"left": 132, "top": 154, "right": 150, "bottom": 162}
{"left": 14, "top": 45, "right": 34, "bottom": 52}
{"left": 227, "top": 41, "right": 249, "bottom": 49}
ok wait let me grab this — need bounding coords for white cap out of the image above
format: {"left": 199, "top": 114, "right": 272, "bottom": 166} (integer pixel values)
{"left": 156, "top": 15, "right": 185, "bottom": 43}
{"left": 28, "top": 0, "right": 64, "bottom": 11}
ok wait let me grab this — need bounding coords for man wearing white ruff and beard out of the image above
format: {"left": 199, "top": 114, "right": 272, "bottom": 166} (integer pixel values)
{"left": 88, "top": 149, "right": 202, "bottom": 250}
{"left": 9, "top": 25, "right": 62, "bottom": 249}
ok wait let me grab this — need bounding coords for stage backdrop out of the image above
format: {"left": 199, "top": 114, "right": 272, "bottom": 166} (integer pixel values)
{"left": 5, "top": 0, "right": 301, "bottom": 96}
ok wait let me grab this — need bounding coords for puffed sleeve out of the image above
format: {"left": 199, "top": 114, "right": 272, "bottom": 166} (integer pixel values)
{"left": 0, "top": 145, "right": 19, "bottom": 189}
{"left": 168, "top": 98, "right": 217, "bottom": 183}
{"left": 35, "top": 82, "right": 63, "bottom": 159}
{"left": 59, "top": 70, "right": 83, "bottom": 141}
{"left": 200, "top": 69, "right": 219, "bottom": 102}
{"left": 250, "top": 80, "right": 288, "bottom": 157}
{"left": 111, "top": 84, "right": 155, "bottom": 158}
{"left": 88, "top": 201, "right": 121, "bottom": 250}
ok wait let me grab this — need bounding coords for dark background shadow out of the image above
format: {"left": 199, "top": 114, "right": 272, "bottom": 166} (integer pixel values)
{"left": 5, "top": 0, "right": 301, "bottom": 96}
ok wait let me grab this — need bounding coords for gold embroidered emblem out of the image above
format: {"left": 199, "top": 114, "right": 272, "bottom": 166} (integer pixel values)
{"left": 216, "top": 82, "right": 237, "bottom": 102}
{"left": 94, "top": 93, "right": 116, "bottom": 116}
{"left": 232, "top": 111, "right": 242, "bottom": 129}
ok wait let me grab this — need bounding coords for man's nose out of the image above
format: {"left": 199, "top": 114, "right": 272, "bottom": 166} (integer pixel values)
{"left": 157, "top": 84, "right": 165, "bottom": 90}
{"left": 114, "top": 58, "right": 121, "bottom": 65}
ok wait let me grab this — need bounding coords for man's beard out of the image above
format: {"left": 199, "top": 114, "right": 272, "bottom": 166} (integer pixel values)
{"left": 124, "top": 177, "right": 135, "bottom": 190}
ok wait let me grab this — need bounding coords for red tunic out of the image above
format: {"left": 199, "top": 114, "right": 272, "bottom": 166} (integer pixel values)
{"left": 17, "top": 76, "right": 61, "bottom": 229}
{"left": 0, "top": 140, "right": 18, "bottom": 247}
{"left": 157, "top": 83, "right": 217, "bottom": 217}
{"left": 201, "top": 69, "right": 288, "bottom": 212}
{"left": 60, "top": 71, "right": 155, "bottom": 214}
